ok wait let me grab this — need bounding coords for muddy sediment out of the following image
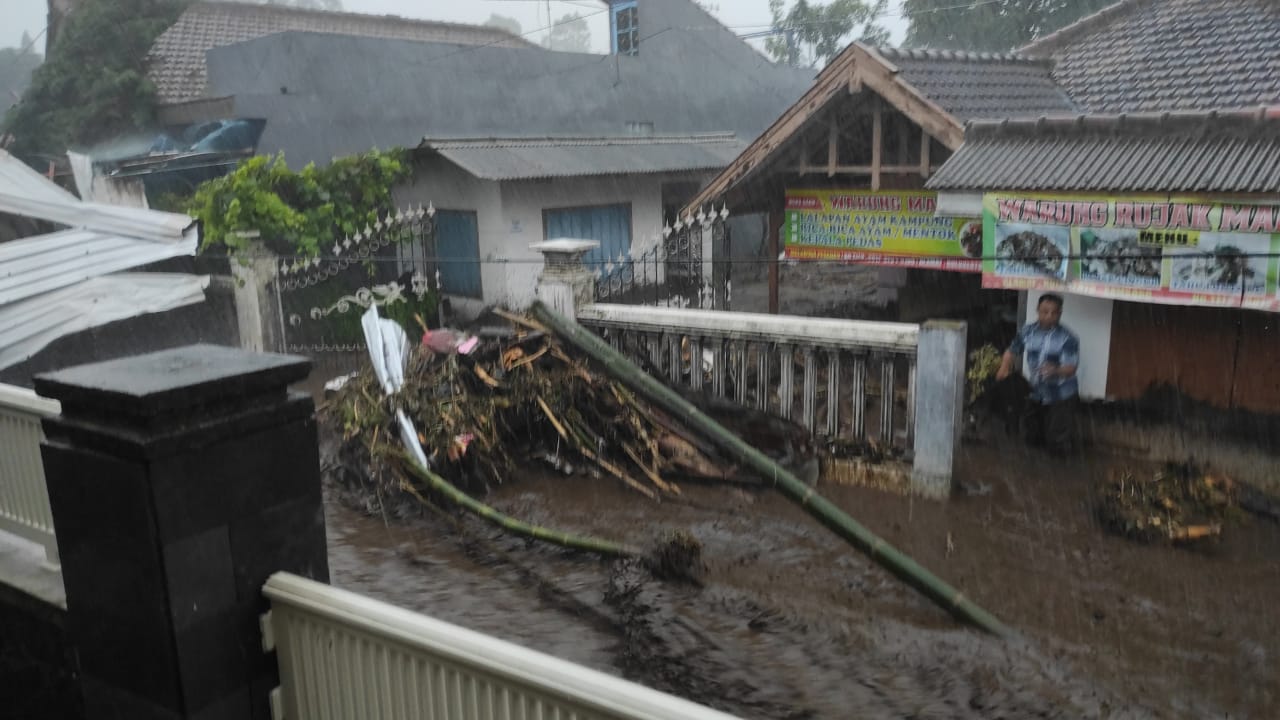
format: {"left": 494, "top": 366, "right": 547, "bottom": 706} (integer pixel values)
{"left": 323, "top": 430, "right": 1279, "bottom": 719}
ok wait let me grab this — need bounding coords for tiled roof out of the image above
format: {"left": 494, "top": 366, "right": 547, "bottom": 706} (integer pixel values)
{"left": 926, "top": 108, "right": 1280, "bottom": 193}
{"left": 1022, "top": 0, "right": 1280, "bottom": 112}
{"left": 873, "top": 47, "right": 1079, "bottom": 121}
{"left": 147, "top": 1, "right": 532, "bottom": 105}
{"left": 422, "top": 134, "right": 746, "bottom": 180}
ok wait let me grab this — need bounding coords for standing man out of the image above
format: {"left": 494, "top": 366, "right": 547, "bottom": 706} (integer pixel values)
{"left": 996, "top": 293, "right": 1079, "bottom": 454}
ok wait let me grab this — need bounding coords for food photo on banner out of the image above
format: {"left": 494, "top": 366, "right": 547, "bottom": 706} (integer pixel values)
{"left": 783, "top": 189, "right": 981, "bottom": 272}
{"left": 981, "top": 193, "right": 1280, "bottom": 311}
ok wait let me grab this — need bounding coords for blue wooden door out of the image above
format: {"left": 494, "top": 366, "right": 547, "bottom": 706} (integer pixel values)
{"left": 435, "top": 210, "right": 482, "bottom": 298}
{"left": 544, "top": 204, "right": 632, "bottom": 269}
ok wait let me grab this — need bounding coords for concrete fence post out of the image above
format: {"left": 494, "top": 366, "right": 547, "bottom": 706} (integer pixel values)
{"left": 531, "top": 239, "right": 600, "bottom": 320}
{"left": 35, "top": 344, "right": 329, "bottom": 720}
{"left": 911, "top": 320, "right": 968, "bottom": 499}
{"left": 230, "top": 236, "right": 285, "bottom": 353}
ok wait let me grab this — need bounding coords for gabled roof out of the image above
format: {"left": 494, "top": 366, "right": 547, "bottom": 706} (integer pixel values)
{"left": 148, "top": 1, "right": 532, "bottom": 105}
{"left": 926, "top": 107, "right": 1280, "bottom": 194}
{"left": 682, "top": 43, "right": 973, "bottom": 214}
{"left": 1021, "top": 0, "right": 1280, "bottom": 113}
{"left": 872, "top": 48, "right": 1078, "bottom": 121}
{"left": 204, "top": 31, "right": 812, "bottom": 167}
{"left": 421, "top": 135, "right": 745, "bottom": 181}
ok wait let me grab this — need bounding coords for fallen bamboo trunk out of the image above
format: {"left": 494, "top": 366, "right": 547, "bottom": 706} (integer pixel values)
{"left": 532, "top": 301, "right": 1011, "bottom": 638}
{"left": 396, "top": 450, "right": 639, "bottom": 559}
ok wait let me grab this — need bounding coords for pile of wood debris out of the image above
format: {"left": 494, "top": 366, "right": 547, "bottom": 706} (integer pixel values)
{"left": 1095, "top": 461, "right": 1242, "bottom": 544}
{"left": 323, "top": 311, "right": 814, "bottom": 506}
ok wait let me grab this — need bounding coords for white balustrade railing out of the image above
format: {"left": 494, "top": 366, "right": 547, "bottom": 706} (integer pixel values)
{"left": 0, "top": 383, "right": 60, "bottom": 564}
{"left": 262, "top": 572, "right": 740, "bottom": 720}
{"left": 578, "top": 304, "right": 919, "bottom": 453}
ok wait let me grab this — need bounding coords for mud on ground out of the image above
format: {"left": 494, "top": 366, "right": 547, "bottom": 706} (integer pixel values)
{"left": 323, "top": 430, "right": 1279, "bottom": 719}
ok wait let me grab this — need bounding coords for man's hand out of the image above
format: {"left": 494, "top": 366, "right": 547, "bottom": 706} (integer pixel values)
{"left": 995, "top": 351, "right": 1015, "bottom": 381}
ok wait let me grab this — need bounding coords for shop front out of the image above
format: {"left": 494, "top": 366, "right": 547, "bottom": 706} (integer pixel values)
{"left": 929, "top": 111, "right": 1280, "bottom": 412}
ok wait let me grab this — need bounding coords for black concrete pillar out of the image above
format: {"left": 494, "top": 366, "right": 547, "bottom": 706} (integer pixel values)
{"left": 35, "top": 345, "right": 329, "bottom": 720}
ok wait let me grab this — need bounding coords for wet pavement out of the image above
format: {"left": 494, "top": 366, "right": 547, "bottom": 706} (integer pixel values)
{"left": 324, "top": 432, "right": 1280, "bottom": 719}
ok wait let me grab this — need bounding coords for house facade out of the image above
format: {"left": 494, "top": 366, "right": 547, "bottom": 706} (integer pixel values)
{"left": 394, "top": 135, "right": 743, "bottom": 313}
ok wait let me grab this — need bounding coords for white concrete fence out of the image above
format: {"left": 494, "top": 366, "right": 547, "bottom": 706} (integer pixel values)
{"left": 0, "top": 382, "right": 60, "bottom": 564}
{"left": 262, "top": 572, "right": 740, "bottom": 720}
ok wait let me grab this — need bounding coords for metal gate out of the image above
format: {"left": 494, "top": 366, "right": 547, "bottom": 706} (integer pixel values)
{"left": 592, "top": 208, "right": 731, "bottom": 310}
{"left": 273, "top": 206, "right": 441, "bottom": 375}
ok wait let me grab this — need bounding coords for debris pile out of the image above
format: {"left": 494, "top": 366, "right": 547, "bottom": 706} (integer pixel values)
{"left": 324, "top": 311, "right": 813, "bottom": 508}
{"left": 1095, "top": 461, "right": 1241, "bottom": 544}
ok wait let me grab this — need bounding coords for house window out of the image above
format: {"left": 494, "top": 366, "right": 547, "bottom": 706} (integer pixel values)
{"left": 544, "top": 203, "right": 632, "bottom": 269}
{"left": 611, "top": 1, "right": 638, "bottom": 56}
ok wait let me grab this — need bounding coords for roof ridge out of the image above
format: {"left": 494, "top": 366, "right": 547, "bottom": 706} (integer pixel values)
{"left": 424, "top": 133, "right": 740, "bottom": 148}
{"left": 874, "top": 46, "right": 1045, "bottom": 64}
{"left": 187, "top": 0, "right": 526, "bottom": 40}
{"left": 1019, "top": 0, "right": 1151, "bottom": 57}
{"left": 964, "top": 106, "right": 1280, "bottom": 137}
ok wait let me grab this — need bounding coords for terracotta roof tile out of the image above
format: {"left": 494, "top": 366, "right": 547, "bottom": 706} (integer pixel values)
{"left": 147, "top": 1, "right": 532, "bottom": 105}
{"left": 1029, "top": 0, "right": 1280, "bottom": 113}
{"left": 873, "top": 47, "right": 1079, "bottom": 121}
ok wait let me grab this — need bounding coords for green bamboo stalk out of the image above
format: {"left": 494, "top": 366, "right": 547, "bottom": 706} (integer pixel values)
{"left": 394, "top": 450, "right": 639, "bottom": 558}
{"left": 532, "top": 301, "right": 1012, "bottom": 638}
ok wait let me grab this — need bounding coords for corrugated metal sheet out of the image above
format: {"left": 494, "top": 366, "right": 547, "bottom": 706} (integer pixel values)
{"left": 0, "top": 229, "right": 195, "bottom": 306}
{"left": 0, "top": 149, "right": 203, "bottom": 367}
{"left": 425, "top": 136, "right": 746, "bottom": 181}
{"left": 0, "top": 274, "right": 210, "bottom": 369}
{"left": 927, "top": 111, "right": 1280, "bottom": 193}
{"left": 0, "top": 150, "right": 195, "bottom": 243}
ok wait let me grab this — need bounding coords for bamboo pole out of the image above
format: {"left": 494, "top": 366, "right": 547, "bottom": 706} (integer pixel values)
{"left": 532, "top": 301, "right": 1011, "bottom": 638}
{"left": 395, "top": 451, "right": 639, "bottom": 559}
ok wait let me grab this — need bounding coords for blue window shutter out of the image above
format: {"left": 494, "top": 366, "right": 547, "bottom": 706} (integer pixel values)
{"left": 545, "top": 204, "right": 632, "bottom": 268}
{"left": 435, "top": 210, "right": 482, "bottom": 298}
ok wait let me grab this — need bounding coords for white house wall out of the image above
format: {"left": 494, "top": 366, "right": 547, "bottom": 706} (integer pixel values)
{"left": 497, "top": 175, "right": 666, "bottom": 309}
{"left": 393, "top": 157, "right": 503, "bottom": 314}
{"left": 1022, "top": 291, "right": 1113, "bottom": 400}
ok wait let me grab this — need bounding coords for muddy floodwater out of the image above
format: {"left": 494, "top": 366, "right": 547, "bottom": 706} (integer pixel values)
{"left": 324, "top": 435, "right": 1279, "bottom": 719}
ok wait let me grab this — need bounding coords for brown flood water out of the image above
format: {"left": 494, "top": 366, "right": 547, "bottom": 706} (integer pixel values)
{"left": 323, "top": 433, "right": 1280, "bottom": 719}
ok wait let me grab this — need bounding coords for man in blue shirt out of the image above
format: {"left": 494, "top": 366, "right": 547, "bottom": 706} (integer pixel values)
{"left": 996, "top": 293, "right": 1080, "bottom": 454}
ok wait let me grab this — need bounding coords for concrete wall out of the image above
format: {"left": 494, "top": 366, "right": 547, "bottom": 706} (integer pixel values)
{"left": 1022, "top": 291, "right": 1113, "bottom": 401}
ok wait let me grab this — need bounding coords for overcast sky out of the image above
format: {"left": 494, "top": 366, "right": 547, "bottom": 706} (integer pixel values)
{"left": 3, "top": 0, "right": 908, "bottom": 55}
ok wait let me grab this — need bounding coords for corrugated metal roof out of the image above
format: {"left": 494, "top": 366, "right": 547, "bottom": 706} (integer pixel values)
{"left": 423, "top": 135, "right": 747, "bottom": 181}
{"left": 148, "top": 1, "right": 531, "bottom": 104}
{"left": 873, "top": 48, "right": 1079, "bottom": 121}
{"left": 927, "top": 109, "right": 1280, "bottom": 193}
{"left": 0, "top": 274, "right": 209, "bottom": 370}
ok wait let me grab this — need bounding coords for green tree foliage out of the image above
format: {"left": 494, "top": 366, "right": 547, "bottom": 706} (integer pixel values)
{"left": 2, "top": 0, "right": 189, "bottom": 164}
{"left": 484, "top": 13, "right": 524, "bottom": 37}
{"left": 544, "top": 13, "right": 592, "bottom": 53}
{"left": 187, "top": 149, "right": 411, "bottom": 257}
{"left": 0, "top": 34, "right": 43, "bottom": 116}
{"left": 765, "top": 0, "right": 889, "bottom": 68}
{"left": 903, "top": 0, "right": 1114, "bottom": 52}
